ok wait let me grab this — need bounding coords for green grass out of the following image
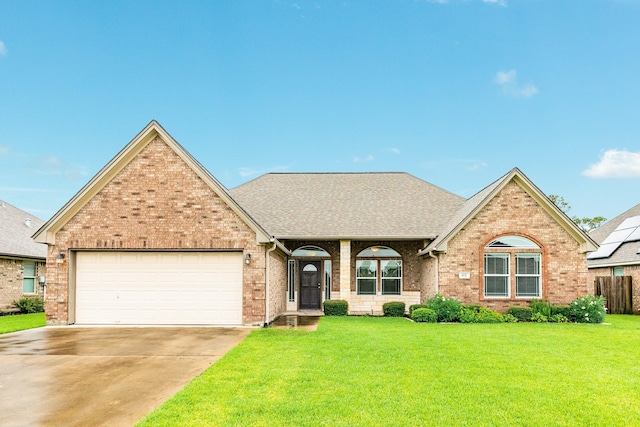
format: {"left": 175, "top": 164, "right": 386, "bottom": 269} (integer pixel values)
{"left": 138, "top": 315, "right": 640, "bottom": 426}
{"left": 0, "top": 312, "right": 46, "bottom": 334}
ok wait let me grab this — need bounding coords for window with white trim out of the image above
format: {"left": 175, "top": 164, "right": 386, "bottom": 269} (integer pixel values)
{"left": 288, "top": 260, "right": 295, "bottom": 302}
{"left": 356, "top": 246, "right": 402, "bottom": 295}
{"left": 22, "top": 261, "right": 37, "bottom": 294}
{"left": 484, "top": 236, "right": 542, "bottom": 299}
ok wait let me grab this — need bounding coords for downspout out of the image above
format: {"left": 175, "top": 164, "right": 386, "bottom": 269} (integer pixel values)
{"left": 264, "top": 238, "right": 277, "bottom": 327}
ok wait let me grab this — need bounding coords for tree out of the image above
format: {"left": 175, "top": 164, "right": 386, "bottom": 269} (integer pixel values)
{"left": 548, "top": 194, "right": 606, "bottom": 232}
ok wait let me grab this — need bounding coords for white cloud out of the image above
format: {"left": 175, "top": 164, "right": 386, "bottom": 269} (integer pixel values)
{"left": 582, "top": 149, "right": 640, "bottom": 178}
{"left": 494, "top": 69, "right": 539, "bottom": 98}
{"left": 26, "top": 155, "right": 89, "bottom": 180}
{"left": 483, "top": 0, "right": 507, "bottom": 6}
{"left": 389, "top": 148, "right": 400, "bottom": 154}
{"left": 353, "top": 154, "right": 374, "bottom": 163}
{"left": 0, "top": 145, "right": 9, "bottom": 154}
{"left": 0, "top": 41, "right": 5, "bottom": 56}
{"left": 467, "top": 161, "right": 488, "bottom": 171}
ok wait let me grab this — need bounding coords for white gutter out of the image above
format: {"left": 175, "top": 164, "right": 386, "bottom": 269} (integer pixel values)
{"left": 264, "top": 239, "right": 278, "bottom": 327}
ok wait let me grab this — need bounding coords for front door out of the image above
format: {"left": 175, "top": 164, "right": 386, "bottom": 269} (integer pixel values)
{"left": 299, "top": 260, "right": 321, "bottom": 310}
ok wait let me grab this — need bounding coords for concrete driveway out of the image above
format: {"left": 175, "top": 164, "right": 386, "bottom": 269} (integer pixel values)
{"left": 0, "top": 326, "right": 250, "bottom": 427}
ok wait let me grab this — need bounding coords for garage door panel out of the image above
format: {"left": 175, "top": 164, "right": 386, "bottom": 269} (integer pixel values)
{"left": 75, "top": 251, "right": 243, "bottom": 325}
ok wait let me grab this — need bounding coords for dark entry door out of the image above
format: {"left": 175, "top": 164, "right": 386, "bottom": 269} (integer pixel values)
{"left": 299, "top": 260, "right": 321, "bottom": 309}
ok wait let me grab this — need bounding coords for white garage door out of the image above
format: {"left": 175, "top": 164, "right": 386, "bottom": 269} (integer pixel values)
{"left": 75, "top": 251, "right": 243, "bottom": 325}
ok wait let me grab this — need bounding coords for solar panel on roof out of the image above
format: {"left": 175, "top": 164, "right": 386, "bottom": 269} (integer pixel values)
{"left": 589, "top": 215, "right": 640, "bottom": 259}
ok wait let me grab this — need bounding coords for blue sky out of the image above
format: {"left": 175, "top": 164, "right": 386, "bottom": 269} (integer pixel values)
{"left": 1, "top": 0, "right": 639, "bottom": 223}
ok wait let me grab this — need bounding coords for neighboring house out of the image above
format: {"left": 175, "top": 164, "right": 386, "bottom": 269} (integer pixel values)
{"left": 33, "top": 121, "right": 598, "bottom": 326}
{"left": 587, "top": 203, "right": 640, "bottom": 313}
{"left": 0, "top": 200, "right": 47, "bottom": 309}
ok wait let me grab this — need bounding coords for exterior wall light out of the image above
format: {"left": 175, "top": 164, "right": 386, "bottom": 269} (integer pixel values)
{"left": 56, "top": 252, "right": 66, "bottom": 264}
{"left": 245, "top": 253, "right": 251, "bottom": 265}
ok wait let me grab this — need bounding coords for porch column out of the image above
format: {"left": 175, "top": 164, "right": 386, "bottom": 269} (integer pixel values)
{"left": 339, "top": 240, "right": 351, "bottom": 303}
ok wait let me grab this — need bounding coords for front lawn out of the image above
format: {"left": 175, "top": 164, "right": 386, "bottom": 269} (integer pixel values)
{"left": 139, "top": 315, "right": 640, "bottom": 426}
{"left": 0, "top": 312, "right": 46, "bottom": 334}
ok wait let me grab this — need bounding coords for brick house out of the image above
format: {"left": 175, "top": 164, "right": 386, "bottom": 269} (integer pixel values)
{"left": 587, "top": 203, "right": 640, "bottom": 313}
{"left": 0, "top": 200, "right": 46, "bottom": 309}
{"left": 33, "top": 121, "right": 597, "bottom": 326}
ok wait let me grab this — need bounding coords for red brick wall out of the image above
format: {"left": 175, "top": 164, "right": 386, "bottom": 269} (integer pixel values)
{"left": 436, "top": 181, "right": 589, "bottom": 312}
{"left": 46, "top": 136, "right": 266, "bottom": 325}
{"left": 588, "top": 266, "right": 640, "bottom": 314}
{"left": 268, "top": 248, "right": 288, "bottom": 322}
{"left": 0, "top": 258, "right": 45, "bottom": 308}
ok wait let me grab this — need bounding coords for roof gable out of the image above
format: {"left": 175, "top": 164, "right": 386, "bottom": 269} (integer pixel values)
{"left": 421, "top": 168, "right": 598, "bottom": 254}
{"left": 33, "top": 121, "right": 274, "bottom": 246}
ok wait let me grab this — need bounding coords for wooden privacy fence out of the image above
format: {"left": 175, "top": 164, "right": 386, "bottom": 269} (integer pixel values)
{"left": 594, "top": 276, "right": 633, "bottom": 314}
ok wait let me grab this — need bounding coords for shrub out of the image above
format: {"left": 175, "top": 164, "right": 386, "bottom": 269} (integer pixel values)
{"left": 549, "top": 313, "right": 568, "bottom": 323}
{"left": 459, "top": 306, "right": 504, "bottom": 323}
{"left": 323, "top": 300, "right": 348, "bottom": 316}
{"left": 409, "top": 304, "right": 429, "bottom": 315}
{"left": 425, "top": 294, "right": 462, "bottom": 322}
{"left": 530, "top": 299, "right": 552, "bottom": 317}
{"left": 412, "top": 308, "right": 437, "bottom": 323}
{"left": 569, "top": 295, "right": 606, "bottom": 324}
{"left": 507, "top": 306, "right": 533, "bottom": 322}
{"left": 502, "top": 313, "right": 518, "bottom": 323}
{"left": 12, "top": 296, "right": 44, "bottom": 314}
{"left": 383, "top": 302, "right": 406, "bottom": 317}
{"left": 551, "top": 305, "right": 571, "bottom": 318}
{"left": 531, "top": 312, "right": 548, "bottom": 323}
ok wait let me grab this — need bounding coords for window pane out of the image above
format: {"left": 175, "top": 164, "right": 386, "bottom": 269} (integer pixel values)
{"left": 357, "top": 278, "right": 376, "bottom": 295}
{"left": 382, "top": 278, "right": 401, "bottom": 295}
{"left": 613, "top": 266, "right": 624, "bottom": 277}
{"left": 516, "top": 277, "right": 540, "bottom": 297}
{"left": 324, "top": 260, "right": 332, "bottom": 300}
{"left": 288, "top": 260, "right": 295, "bottom": 302}
{"left": 487, "top": 236, "right": 539, "bottom": 248}
{"left": 22, "top": 278, "right": 35, "bottom": 293}
{"left": 381, "top": 260, "right": 401, "bottom": 278}
{"left": 485, "top": 276, "right": 508, "bottom": 297}
{"left": 357, "top": 246, "right": 401, "bottom": 258}
{"left": 485, "top": 254, "right": 508, "bottom": 274}
{"left": 516, "top": 254, "right": 540, "bottom": 275}
{"left": 23, "top": 262, "right": 36, "bottom": 277}
{"left": 356, "top": 260, "right": 377, "bottom": 278}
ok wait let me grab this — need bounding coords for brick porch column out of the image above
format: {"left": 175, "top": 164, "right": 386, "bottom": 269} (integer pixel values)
{"left": 339, "top": 240, "right": 351, "bottom": 303}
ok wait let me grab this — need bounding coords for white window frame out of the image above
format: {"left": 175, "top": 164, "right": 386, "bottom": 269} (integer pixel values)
{"left": 484, "top": 253, "right": 510, "bottom": 298}
{"left": 515, "top": 253, "right": 541, "bottom": 298}
{"left": 324, "top": 260, "right": 331, "bottom": 300}
{"left": 22, "top": 261, "right": 37, "bottom": 294}
{"left": 356, "top": 260, "right": 377, "bottom": 295}
{"left": 287, "top": 260, "right": 295, "bottom": 302}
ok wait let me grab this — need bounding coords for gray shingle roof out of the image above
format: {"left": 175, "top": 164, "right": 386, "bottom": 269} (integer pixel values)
{"left": 0, "top": 200, "right": 47, "bottom": 259}
{"left": 588, "top": 202, "right": 640, "bottom": 267}
{"left": 230, "top": 172, "right": 465, "bottom": 239}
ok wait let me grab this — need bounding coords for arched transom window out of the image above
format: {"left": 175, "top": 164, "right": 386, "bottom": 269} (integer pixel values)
{"left": 292, "top": 246, "right": 331, "bottom": 257}
{"left": 356, "top": 246, "right": 402, "bottom": 296}
{"left": 484, "top": 236, "right": 541, "bottom": 299}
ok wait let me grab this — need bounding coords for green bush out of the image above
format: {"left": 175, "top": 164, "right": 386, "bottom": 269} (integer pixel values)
{"left": 383, "top": 301, "right": 406, "bottom": 317}
{"left": 425, "top": 294, "right": 462, "bottom": 322}
{"left": 549, "top": 313, "right": 569, "bottom": 323}
{"left": 569, "top": 295, "right": 606, "bottom": 324}
{"left": 323, "top": 300, "right": 348, "bottom": 316}
{"left": 12, "top": 296, "right": 44, "bottom": 314}
{"left": 551, "top": 305, "right": 571, "bottom": 318}
{"left": 503, "top": 313, "right": 518, "bottom": 323}
{"left": 459, "top": 306, "right": 504, "bottom": 323}
{"left": 531, "top": 312, "right": 548, "bottom": 323}
{"left": 507, "top": 306, "right": 533, "bottom": 322}
{"left": 409, "top": 304, "right": 429, "bottom": 315}
{"left": 412, "top": 308, "right": 437, "bottom": 323}
{"left": 530, "top": 299, "right": 552, "bottom": 317}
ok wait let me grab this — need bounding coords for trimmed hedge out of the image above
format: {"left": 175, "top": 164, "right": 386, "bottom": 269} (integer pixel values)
{"left": 383, "top": 301, "right": 406, "bottom": 317}
{"left": 507, "top": 306, "right": 533, "bottom": 322}
{"left": 425, "top": 294, "right": 462, "bottom": 322}
{"left": 551, "top": 305, "right": 571, "bottom": 318}
{"left": 323, "top": 300, "right": 348, "bottom": 316}
{"left": 460, "top": 306, "right": 504, "bottom": 324}
{"left": 409, "top": 304, "right": 429, "bottom": 315}
{"left": 412, "top": 308, "right": 437, "bottom": 323}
